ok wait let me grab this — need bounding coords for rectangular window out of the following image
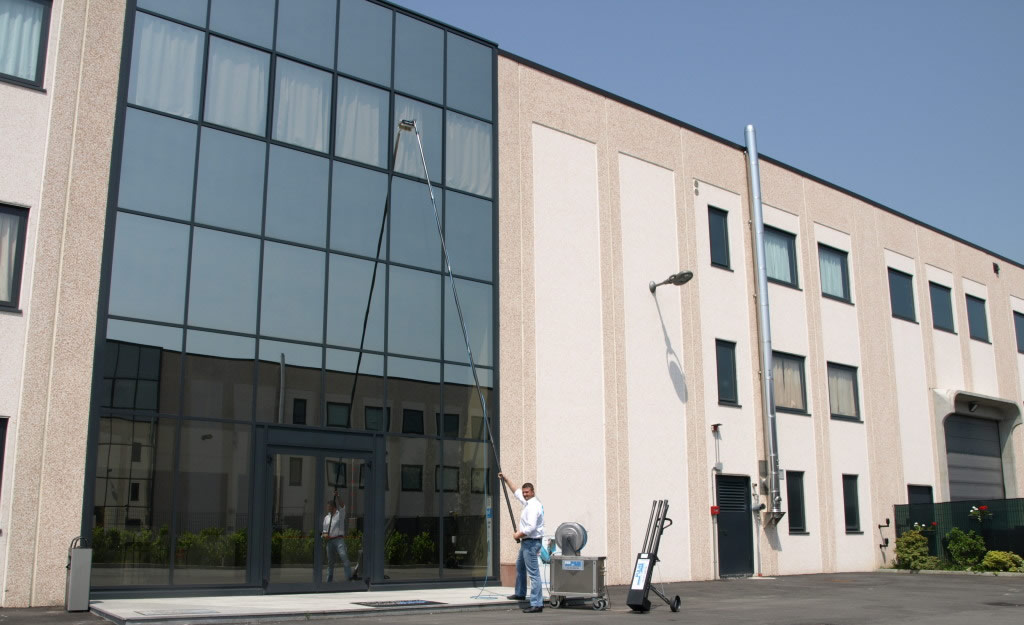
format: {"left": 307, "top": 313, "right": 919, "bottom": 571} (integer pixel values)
{"left": 907, "top": 484, "right": 933, "bottom": 506}
{"left": 131, "top": 442, "right": 142, "bottom": 462}
{"left": 715, "top": 340, "right": 738, "bottom": 405}
{"left": 402, "top": 408, "right": 424, "bottom": 434}
{"left": 435, "top": 412, "right": 460, "bottom": 438}
{"left": 764, "top": 226, "right": 798, "bottom": 287}
{"left": 326, "top": 402, "right": 350, "bottom": 427}
{"left": 1015, "top": 311, "right": 1024, "bottom": 354}
{"left": 400, "top": 464, "right": 422, "bottom": 491}
{"left": 0, "top": 0, "right": 51, "bottom": 87}
{"left": 827, "top": 363, "right": 860, "bottom": 421}
{"left": 434, "top": 465, "right": 458, "bottom": 492}
{"left": 786, "top": 471, "right": 806, "bottom": 533}
{"left": 0, "top": 204, "right": 29, "bottom": 309}
{"left": 292, "top": 398, "right": 307, "bottom": 425}
{"left": 364, "top": 406, "right": 390, "bottom": 432}
{"left": 818, "top": 244, "right": 850, "bottom": 302}
{"left": 887, "top": 268, "right": 916, "bottom": 322}
{"left": 772, "top": 352, "right": 806, "bottom": 413}
{"left": 966, "top": 295, "right": 989, "bottom": 342}
{"left": 842, "top": 474, "right": 860, "bottom": 532}
{"left": 929, "top": 282, "right": 955, "bottom": 333}
{"left": 708, "top": 207, "right": 730, "bottom": 268}
{"left": 130, "top": 482, "right": 141, "bottom": 502}
{"left": 289, "top": 457, "right": 302, "bottom": 486}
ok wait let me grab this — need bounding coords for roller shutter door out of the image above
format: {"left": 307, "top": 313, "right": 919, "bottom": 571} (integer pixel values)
{"left": 944, "top": 414, "right": 1004, "bottom": 501}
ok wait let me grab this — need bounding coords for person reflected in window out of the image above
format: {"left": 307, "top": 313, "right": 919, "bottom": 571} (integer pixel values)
{"left": 322, "top": 489, "right": 352, "bottom": 582}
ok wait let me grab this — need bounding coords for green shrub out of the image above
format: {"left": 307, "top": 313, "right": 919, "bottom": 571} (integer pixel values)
{"left": 410, "top": 531, "right": 436, "bottom": 564}
{"left": 385, "top": 530, "right": 409, "bottom": 564}
{"left": 345, "top": 529, "right": 363, "bottom": 561}
{"left": 894, "top": 529, "right": 931, "bottom": 569}
{"left": 978, "top": 550, "right": 1024, "bottom": 572}
{"left": 945, "top": 527, "right": 987, "bottom": 569}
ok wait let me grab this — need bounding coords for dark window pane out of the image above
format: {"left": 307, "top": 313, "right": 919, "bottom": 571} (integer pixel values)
{"left": 907, "top": 485, "right": 933, "bottom": 506}
{"left": 402, "top": 409, "right": 424, "bottom": 435}
{"left": 436, "top": 412, "right": 460, "bottom": 438}
{"left": 327, "top": 254, "right": 384, "bottom": 350}
{"left": 764, "top": 226, "right": 797, "bottom": 287}
{"left": 326, "top": 402, "right": 351, "bottom": 427}
{"left": 394, "top": 96, "right": 441, "bottom": 181}
{"left": 104, "top": 320, "right": 182, "bottom": 414}
{"left": 265, "top": 145, "right": 329, "bottom": 247}
{"left": 187, "top": 228, "right": 260, "bottom": 333}
{"left": 259, "top": 242, "right": 325, "bottom": 342}
{"left": 446, "top": 112, "right": 492, "bottom": 198}
{"left": 335, "top": 77, "right": 389, "bottom": 168}
{"left": 330, "top": 163, "right": 388, "bottom": 258}
{"left": 444, "top": 277, "right": 492, "bottom": 367}
{"left": 128, "top": 13, "right": 203, "bottom": 118}
{"left": 929, "top": 282, "right": 955, "bottom": 333}
{"left": 827, "top": 363, "right": 859, "bottom": 419}
{"left": 445, "top": 363, "right": 493, "bottom": 442}
{"left": 0, "top": 204, "right": 28, "bottom": 308}
{"left": 118, "top": 108, "right": 197, "bottom": 220}
{"left": 337, "top": 0, "right": 392, "bottom": 86}
{"left": 842, "top": 474, "right": 860, "bottom": 532}
{"left": 388, "top": 267, "right": 441, "bottom": 359}
{"left": 272, "top": 58, "right": 331, "bottom": 152}
{"left": 887, "top": 268, "right": 916, "bottom": 321}
{"left": 292, "top": 398, "right": 307, "bottom": 424}
{"left": 184, "top": 330, "right": 255, "bottom": 420}
{"left": 444, "top": 441, "right": 490, "bottom": 577}
{"left": 209, "top": 0, "right": 275, "bottom": 48}
{"left": 195, "top": 128, "right": 266, "bottom": 234}
{"left": 325, "top": 349, "right": 383, "bottom": 431}
{"left": 256, "top": 339, "right": 322, "bottom": 424}
{"left": 818, "top": 245, "right": 850, "bottom": 301}
{"left": 137, "top": 0, "right": 206, "bottom": 27}
{"left": 204, "top": 37, "right": 269, "bottom": 135}
{"left": 387, "top": 436, "right": 439, "bottom": 576}
{"left": 0, "top": 0, "right": 48, "bottom": 84}
{"left": 434, "top": 466, "right": 458, "bottom": 492}
{"left": 446, "top": 33, "right": 492, "bottom": 120}
{"left": 394, "top": 14, "right": 442, "bottom": 103}
{"left": 108, "top": 213, "right": 189, "bottom": 324}
{"left": 365, "top": 406, "right": 390, "bottom": 432}
{"left": 715, "top": 340, "right": 737, "bottom": 404}
{"left": 275, "top": 0, "right": 335, "bottom": 68}
{"left": 444, "top": 191, "right": 491, "bottom": 281}
{"left": 772, "top": 352, "right": 806, "bottom": 413}
{"left": 786, "top": 471, "right": 805, "bottom": 533}
{"left": 390, "top": 177, "right": 442, "bottom": 270}
{"left": 708, "top": 207, "right": 729, "bottom": 268}
{"left": 966, "top": 295, "right": 988, "bottom": 342}
{"left": 1015, "top": 311, "right": 1024, "bottom": 353}
{"left": 400, "top": 464, "right": 422, "bottom": 491}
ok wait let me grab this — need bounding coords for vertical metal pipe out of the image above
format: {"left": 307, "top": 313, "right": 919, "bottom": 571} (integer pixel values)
{"left": 744, "top": 125, "right": 784, "bottom": 523}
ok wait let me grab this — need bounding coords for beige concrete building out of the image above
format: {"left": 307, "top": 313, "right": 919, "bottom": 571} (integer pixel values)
{"left": 0, "top": 0, "right": 1022, "bottom": 608}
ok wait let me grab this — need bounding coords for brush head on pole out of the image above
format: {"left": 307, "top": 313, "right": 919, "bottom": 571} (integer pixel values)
{"left": 398, "top": 119, "right": 416, "bottom": 131}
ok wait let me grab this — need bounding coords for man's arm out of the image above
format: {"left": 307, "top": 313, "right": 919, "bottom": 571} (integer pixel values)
{"left": 497, "top": 472, "right": 518, "bottom": 493}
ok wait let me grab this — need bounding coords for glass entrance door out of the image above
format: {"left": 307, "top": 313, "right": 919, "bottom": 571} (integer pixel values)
{"left": 266, "top": 448, "right": 369, "bottom": 591}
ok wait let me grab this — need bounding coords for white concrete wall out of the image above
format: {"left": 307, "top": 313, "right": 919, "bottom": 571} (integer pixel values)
{"left": 962, "top": 278, "right": 998, "bottom": 396}
{"left": 927, "top": 265, "right": 965, "bottom": 391}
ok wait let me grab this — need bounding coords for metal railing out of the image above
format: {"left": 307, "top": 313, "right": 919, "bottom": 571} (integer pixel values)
{"left": 894, "top": 497, "right": 1024, "bottom": 559}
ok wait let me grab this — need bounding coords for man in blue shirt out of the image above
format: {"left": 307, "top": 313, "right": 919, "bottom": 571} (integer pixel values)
{"left": 499, "top": 472, "right": 545, "bottom": 613}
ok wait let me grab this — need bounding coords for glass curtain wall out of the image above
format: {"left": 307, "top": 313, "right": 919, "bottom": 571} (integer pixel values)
{"left": 91, "top": 0, "right": 496, "bottom": 589}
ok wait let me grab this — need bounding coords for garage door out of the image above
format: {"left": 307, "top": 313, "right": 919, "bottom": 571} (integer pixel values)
{"left": 944, "top": 415, "right": 1004, "bottom": 501}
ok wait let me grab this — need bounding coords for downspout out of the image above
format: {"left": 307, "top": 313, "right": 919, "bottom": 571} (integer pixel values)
{"left": 744, "top": 125, "right": 785, "bottom": 525}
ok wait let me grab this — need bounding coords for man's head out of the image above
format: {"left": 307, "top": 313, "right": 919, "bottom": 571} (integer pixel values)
{"left": 326, "top": 500, "right": 337, "bottom": 513}
{"left": 522, "top": 482, "right": 535, "bottom": 500}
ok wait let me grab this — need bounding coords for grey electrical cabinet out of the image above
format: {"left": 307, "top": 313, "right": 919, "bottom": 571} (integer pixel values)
{"left": 65, "top": 546, "right": 92, "bottom": 612}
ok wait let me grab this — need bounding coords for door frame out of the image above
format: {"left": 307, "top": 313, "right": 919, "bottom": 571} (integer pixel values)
{"left": 714, "top": 473, "right": 754, "bottom": 578}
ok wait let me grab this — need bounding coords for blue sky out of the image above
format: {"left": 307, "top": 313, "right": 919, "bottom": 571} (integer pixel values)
{"left": 397, "top": 0, "right": 1023, "bottom": 265}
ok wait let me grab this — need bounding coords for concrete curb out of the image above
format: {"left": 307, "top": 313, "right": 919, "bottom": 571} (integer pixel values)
{"left": 876, "top": 568, "right": 1024, "bottom": 577}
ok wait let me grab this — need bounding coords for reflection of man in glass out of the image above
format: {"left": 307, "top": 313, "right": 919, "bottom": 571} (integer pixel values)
{"left": 322, "top": 490, "right": 352, "bottom": 582}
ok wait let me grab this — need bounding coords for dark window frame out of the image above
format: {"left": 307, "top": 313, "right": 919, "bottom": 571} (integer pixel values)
{"left": 965, "top": 294, "right": 989, "bottom": 343}
{"left": 817, "top": 243, "right": 851, "bottom": 303}
{"left": 288, "top": 456, "right": 303, "bottom": 486}
{"left": 887, "top": 268, "right": 916, "bottom": 322}
{"left": 826, "top": 362, "right": 860, "bottom": 421}
{"left": 928, "top": 282, "right": 956, "bottom": 334}
{"left": 786, "top": 470, "right": 806, "bottom": 533}
{"left": 764, "top": 225, "right": 799, "bottom": 288}
{"left": 0, "top": 204, "right": 29, "bottom": 310}
{"left": 0, "top": 0, "right": 52, "bottom": 89}
{"left": 401, "top": 408, "right": 424, "bottom": 434}
{"left": 400, "top": 463, "right": 423, "bottom": 491}
{"left": 433, "top": 465, "right": 459, "bottom": 492}
{"left": 708, "top": 206, "right": 730, "bottom": 269}
{"left": 772, "top": 351, "right": 807, "bottom": 415}
{"left": 434, "top": 412, "right": 460, "bottom": 438}
{"left": 842, "top": 474, "right": 860, "bottom": 532}
{"left": 1015, "top": 311, "right": 1024, "bottom": 354}
{"left": 326, "top": 402, "right": 351, "bottom": 428}
{"left": 715, "top": 339, "right": 738, "bottom": 405}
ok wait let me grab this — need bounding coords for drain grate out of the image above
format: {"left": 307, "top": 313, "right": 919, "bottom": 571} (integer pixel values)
{"left": 353, "top": 600, "right": 445, "bottom": 608}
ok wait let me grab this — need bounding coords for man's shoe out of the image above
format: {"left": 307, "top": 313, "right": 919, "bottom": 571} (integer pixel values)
{"left": 506, "top": 594, "right": 526, "bottom": 601}
{"left": 522, "top": 606, "right": 543, "bottom": 613}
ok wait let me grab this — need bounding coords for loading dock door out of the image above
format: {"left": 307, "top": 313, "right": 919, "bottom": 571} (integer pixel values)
{"left": 944, "top": 415, "right": 1004, "bottom": 501}
{"left": 715, "top": 475, "right": 754, "bottom": 577}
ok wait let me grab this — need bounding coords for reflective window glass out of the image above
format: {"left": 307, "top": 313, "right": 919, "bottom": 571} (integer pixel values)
{"left": 103, "top": 320, "right": 183, "bottom": 415}
{"left": 330, "top": 163, "right": 388, "bottom": 257}
{"left": 818, "top": 244, "right": 850, "bottom": 302}
{"left": 256, "top": 339, "right": 322, "bottom": 424}
{"left": 137, "top": 0, "right": 207, "bottom": 27}
{"left": 389, "top": 177, "right": 441, "bottom": 270}
{"left": 259, "top": 241, "right": 325, "bottom": 343}
{"left": 209, "top": 0, "right": 274, "bottom": 48}
{"left": 273, "top": 58, "right": 331, "bottom": 153}
{"left": 966, "top": 295, "right": 989, "bottom": 342}
{"left": 445, "top": 112, "right": 492, "bottom": 198}
{"left": 327, "top": 254, "right": 384, "bottom": 351}
{"left": 385, "top": 437, "right": 439, "bottom": 577}
{"left": 715, "top": 340, "right": 737, "bottom": 405}
{"left": 402, "top": 409, "right": 424, "bottom": 434}
{"left": 394, "top": 96, "right": 441, "bottom": 181}
{"left": 265, "top": 145, "right": 329, "bottom": 247}
{"left": 128, "top": 13, "right": 203, "bottom": 119}
{"left": 204, "top": 37, "right": 269, "bottom": 135}
{"left": 394, "top": 14, "right": 442, "bottom": 103}
{"left": 275, "top": 0, "right": 335, "bottom": 68}
{"left": 765, "top": 226, "right": 798, "bottom": 287}
{"left": 1015, "top": 311, "right": 1024, "bottom": 353}
{"left": 187, "top": 228, "right": 260, "bottom": 333}
{"left": 446, "top": 34, "right": 492, "bottom": 120}
{"left": 827, "top": 362, "right": 859, "bottom": 420}
{"left": 388, "top": 266, "right": 440, "bottom": 359}
{"left": 444, "top": 277, "right": 492, "bottom": 367}
{"left": 443, "top": 441, "right": 490, "bottom": 577}
{"left": 0, "top": 204, "right": 28, "bottom": 308}
{"left": 118, "top": 108, "right": 197, "bottom": 220}
{"left": 184, "top": 330, "right": 254, "bottom": 420}
{"left": 335, "top": 77, "right": 389, "bottom": 168}
{"left": 888, "top": 268, "right": 916, "bottom": 321}
{"left": 108, "top": 213, "right": 189, "bottom": 324}
{"left": 337, "top": 0, "right": 392, "bottom": 86}
{"left": 194, "top": 127, "right": 265, "bottom": 234}
{"left": 445, "top": 364, "right": 493, "bottom": 443}
{"left": 772, "top": 351, "right": 806, "bottom": 413}
{"left": 0, "top": 0, "right": 49, "bottom": 85}
{"left": 929, "top": 282, "right": 955, "bottom": 333}
{"left": 444, "top": 191, "right": 491, "bottom": 282}
{"left": 708, "top": 207, "right": 729, "bottom": 268}
{"left": 325, "top": 348, "right": 382, "bottom": 427}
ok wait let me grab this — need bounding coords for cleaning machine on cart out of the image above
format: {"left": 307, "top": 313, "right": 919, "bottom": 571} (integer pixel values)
{"left": 547, "top": 522, "right": 609, "bottom": 611}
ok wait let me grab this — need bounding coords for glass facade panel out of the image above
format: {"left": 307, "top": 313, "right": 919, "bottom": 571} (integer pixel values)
{"left": 118, "top": 108, "right": 197, "bottom": 220}
{"left": 108, "top": 213, "right": 189, "bottom": 324}
{"left": 325, "top": 349, "right": 383, "bottom": 431}
{"left": 209, "top": 0, "right": 274, "bottom": 48}
{"left": 394, "top": 96, "right": 441, "bottom": 181}
{"left": 388, "top": 267, "right": 441, "bottom": 359}
{"left": 335, "top": 77, "right": 389, "bottom": 168}
{"left": 444, "top": 191, "right": 491, "bottom": 281}
{"left": 443, "top": 441, "right": 488, "bottom": 577}
{"left": 174, "top": 421, "right": 251, "bottom": 584}
{"left": 137, "top": 0, "right": 206, "bottom": 27}
{"left": 446, "top": 34, "right": 492, "bottom": 120}
{"left": 445, "top": 364, "right": 493, "bottom": 441}
{"left": 102, "top": 320, "right": 182, "bottom": 415}
{"left": 256, "top": 339, "right": 322, "bottom": 424}
{"left": 188, "top": 228, "right": 260, "bottom": 333}
{"left": 444, "top": 278, "right": 492, "bottom": 367}
{"left": 337, "top": 0, "right": 392, "bottom": 86}
{"left": 204, "top": 37, "right": 269, "bottom": 135}
{"left": 259, "top": 241, "right": 325, "bottom": 342}
{"left": 194, "top": 127, "right": 266, "bottom": 234}
{"left": 445, "top": 112, "right": 492, "bottom": 197}
{"left": 327, "top": 254, "right": 384, "bottom": 350}
{"left": 385, "top": 436, "right": 441, "bottom": 580}
{"left": 128, "top": 13, "right": 203, "bottom": 118}
{"left": 265, "top": 145, "right": 329, "bottom": 247}
{"left": 275, "top": 0, "right": 335, "bottom": 68}
{"left": 394, "top": 14, "right": 442, "bottom": 103}
{"left": 389, "top": 177, "right": 442, "bottom": 270}
{"left": 184, "top": 330, "right": 254, "bottom": 420}
{"left": 273, "top": 58, "right": 331, "bottom": 152}
{"left": 330, "top": 162, "right": 388, "bottom": 257}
